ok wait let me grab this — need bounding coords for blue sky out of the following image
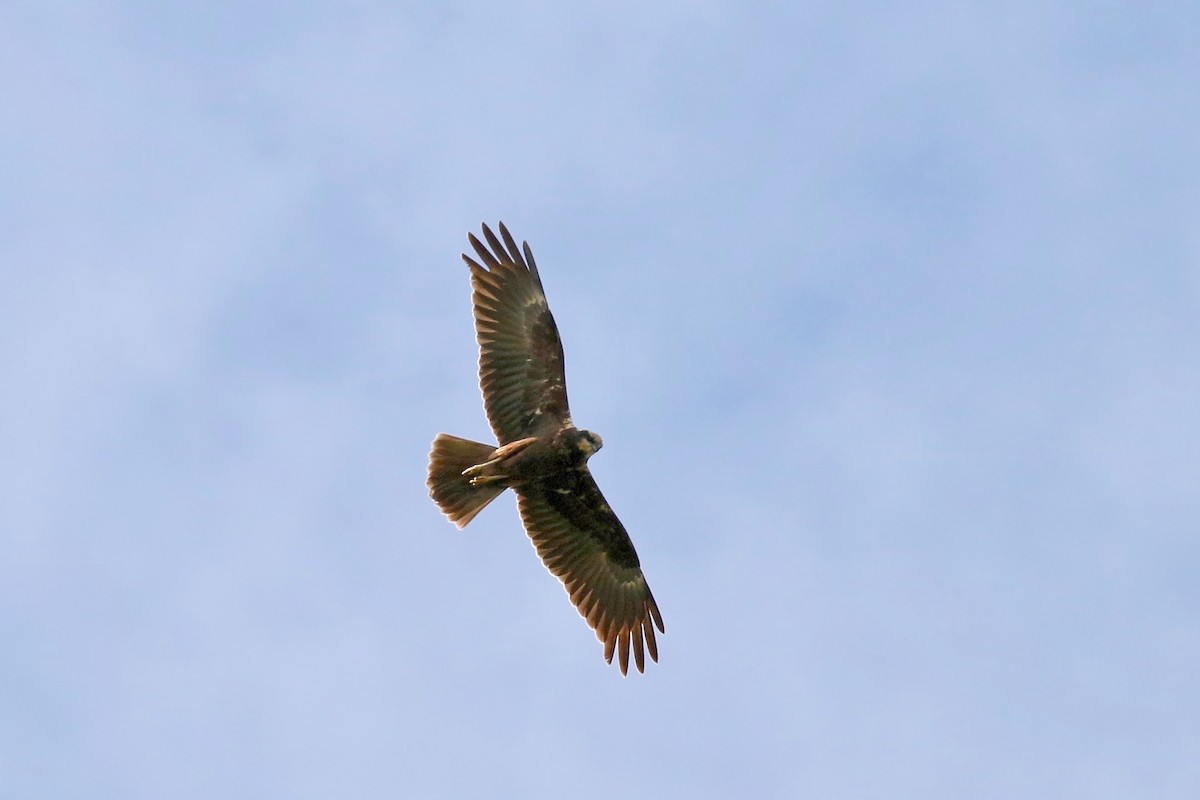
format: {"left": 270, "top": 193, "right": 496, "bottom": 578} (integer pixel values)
{"left": 3, "top": 2, "right": 1199, "bottom": 797}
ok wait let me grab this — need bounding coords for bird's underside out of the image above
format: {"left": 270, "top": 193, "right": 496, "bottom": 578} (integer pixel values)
{"left": 426, "top": 222, "right": 664, "bottom": 675}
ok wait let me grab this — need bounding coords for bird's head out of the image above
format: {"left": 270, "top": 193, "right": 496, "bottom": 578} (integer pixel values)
{"left": 577, "top": 429, "right": 604, "bottom": 459}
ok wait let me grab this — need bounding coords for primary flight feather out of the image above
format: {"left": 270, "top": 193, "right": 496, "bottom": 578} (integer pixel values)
{"left": 427, "top": 222, "right": 664, "bottom": 675}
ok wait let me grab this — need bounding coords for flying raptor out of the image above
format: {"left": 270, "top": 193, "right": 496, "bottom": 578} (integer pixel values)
{"left": 427, "top": 222, "right": 664, "bottom": 674}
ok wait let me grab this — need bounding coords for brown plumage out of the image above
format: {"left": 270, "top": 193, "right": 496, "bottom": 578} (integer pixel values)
{"left": 427, "top": 222, "right": 664, "bottom": 675}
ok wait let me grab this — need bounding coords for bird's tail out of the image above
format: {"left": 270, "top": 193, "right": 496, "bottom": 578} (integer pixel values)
{"left": 427, "top": 433, "right": 505, "bottom": 528}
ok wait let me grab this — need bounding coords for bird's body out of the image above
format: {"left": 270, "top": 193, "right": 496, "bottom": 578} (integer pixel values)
{"left": 427, "top": 222, "right": 664, "bottom": 675}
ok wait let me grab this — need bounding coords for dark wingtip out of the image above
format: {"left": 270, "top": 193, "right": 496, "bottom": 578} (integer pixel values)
{"left": 497, "top": 222, "right": 527, "bottom": 268}
{"left": 464, "top": 222, "right": 541, "bottom": 284}
{"left": 465, "top": 228, "right": 503, "bottom": 271}
{"left": 618, "top": 631, "right": 631, "bottom": 675}
{"left": 633, "top": 626, "right": 646, "bottom": 673}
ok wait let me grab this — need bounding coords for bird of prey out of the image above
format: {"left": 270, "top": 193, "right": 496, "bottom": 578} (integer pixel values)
{"left": 427, "top": 222, "right": 664, "bottom": 675}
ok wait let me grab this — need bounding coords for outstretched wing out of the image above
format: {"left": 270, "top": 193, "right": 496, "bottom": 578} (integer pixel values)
{"left": 515, "top": 470, "right": 665, "bottom": 675}
{"left": 462, "top": 222, "right": 570, "bottom": 445}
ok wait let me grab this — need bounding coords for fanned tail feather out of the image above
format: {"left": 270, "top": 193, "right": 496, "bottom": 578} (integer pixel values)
{"left": 427, "top": 434, "right": 504, "bottom": 528}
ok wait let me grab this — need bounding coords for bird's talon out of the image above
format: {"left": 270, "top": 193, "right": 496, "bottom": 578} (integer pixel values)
{"left": 469, "top": 474, "right": 504, "bottom": 486}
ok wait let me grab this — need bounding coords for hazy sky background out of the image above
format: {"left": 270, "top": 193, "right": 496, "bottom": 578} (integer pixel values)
{"left": 3, "top": 2, "right": 1199, "bottom": 797}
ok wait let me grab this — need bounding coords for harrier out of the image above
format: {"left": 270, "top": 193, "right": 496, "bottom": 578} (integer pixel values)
{"left": 427, "top": 222, "right": 664, "bottom": 674}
